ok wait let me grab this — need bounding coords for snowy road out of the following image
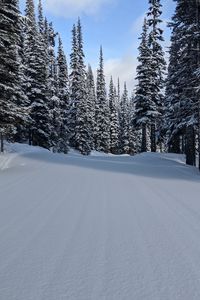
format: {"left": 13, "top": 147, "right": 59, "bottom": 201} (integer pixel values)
{"left": 1, "top": 146, "right": 200, "bottom": 300}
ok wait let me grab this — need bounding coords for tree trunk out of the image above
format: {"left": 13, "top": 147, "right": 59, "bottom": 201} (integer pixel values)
{"left": 0, "top": 132, "right": 4, "bottom": 153}
{"left": 29, "top": 128, "right": 32, "bottom": 146}
{"left": 169, "top": 135, "right": 181, "bottom": 154}
{"left": 186, "top": 125, "right": 196, "bottom": 166}
{"left": 151, "top": 123, "right": 156, "bottom": 152}
{"left": 141, "top": 124, "right": 147, "bottom": 152}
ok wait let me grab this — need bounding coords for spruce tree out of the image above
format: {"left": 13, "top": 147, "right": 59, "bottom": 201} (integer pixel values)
{"left": 57, "top": 36, "right": 70, "bottom": 153}
{"left": 147, "top": 0, "right": 166, "bottom": 152}
{"left": 134, "top": 18, "right": 154, "bottom": 152}
{"left": 0, "top": 0, "right": 23, "bottom": 151}
{"left": 165, "top": 0, "right": 200, "bottom": 165}
{"left": 38, "top": 0, "right": 44, "bottom": 35}
{"left": 14, "top": 14, "right": 30, "bottom": 143}
{"left": 75, "top": 19, "right": 91, "bottom": 155}
{"left": 117, "top": 77, "right": 121, "bottom": 110}
{"left": 119, "top": 83, "right": 130, "bottom": 154}
{"left": 109, "top": 77, "right": 119, "bottom": 154}
{"left": 69, "top": 24, "right": 79, "bottom": 147}
{"left": 47, "top": 22, "right": 61, "bottom": 152}
{"left": 95, "top": 46, "right": 110, "bottom": 152}
{"left": 86, "top": 64, "right": 96, "bottom": 150}
{"left": 165, "top": 13, "right": 182, "bottom": 154}
{"left": 24, "top": 0, "right": 50, "bottom": 149}
{"left": 129, "top": 92, "right": 137, "bottom": 155}
{"left": 69, "top": 20, "right": 91, "bottom": 154}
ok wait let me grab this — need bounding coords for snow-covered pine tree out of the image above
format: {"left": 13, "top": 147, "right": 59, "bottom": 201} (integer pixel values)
{"left": 119, "top": 83, "right": 130, "bottom": 154}
{"left": 165, "top": 12, "right": 182, "bottom": 154}
{"left": 69, "top": 24, "right": 79, "bottom": 147}
{"left": 117, "top": 77, "right": 121, "bottom": 110}
{"left": 129, "top": 92, "right": 137, "bottom": 155}
{"left": 95, "top": 46, "right": 110, "bottom": 153}
{"left": 38, "top": 0, "right": 44, "bottom": 35}
{"left": 24, "top": 0, "right": 50, "bottom": 149}
{"left": 134, "top": 18, "right": 154, "bottom": 152}
{"left": 165, "top": 0, "right": 200, "bottom": 166}
{"left": 147, "top": 0, "right": 166, "bottom": 152}
{"left": 0, "top": 0, "right": 23, "bottom": 151}
{"left": 195, "top": 0, "right": 200, "bottom": 170}
{"left": 47, "top": 22, "right": 61, "bottom": 152}
{"left": 178, "top": 0, "right": 199, "bottom": 166}
{"left": 109, "top": 77, "right": 119, "bottom": 154}
{"left": 86, "top": 64, "right": 96, "bottom": 150}
{"left": 13, "top": 14, "right": 30, "bottom": 143}
{"left": 57, "top": 36, "right": 70, "bottom": 153}
{"left": 74, "top": 19, "right": 91, "bottom": 155}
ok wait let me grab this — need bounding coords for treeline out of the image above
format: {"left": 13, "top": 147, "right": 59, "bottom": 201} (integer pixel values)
{"left": 134, "top": 0, "right": 200, "bottom": 168}
{"left": 0, "top": 0, "right": 200, "bottom": 168}
{"left": 0, "top": 0, "right": 137, "bottom": 155}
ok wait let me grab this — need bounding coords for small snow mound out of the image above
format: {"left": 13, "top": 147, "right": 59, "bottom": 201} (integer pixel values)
{"left": 0, "top": 143, "right": 49, "bottom": 170}
{"left": 0, "top": 154, "right": 17, "bottom": 170}
{"left": 90, "top": 151, "right": 130, "bottom": 157}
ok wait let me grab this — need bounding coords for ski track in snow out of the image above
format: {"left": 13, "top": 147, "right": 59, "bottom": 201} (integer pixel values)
{"left": 0, "top": 145, "right": 200, "bottom": 299}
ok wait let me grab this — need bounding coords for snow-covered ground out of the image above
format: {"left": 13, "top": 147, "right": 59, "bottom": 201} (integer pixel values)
{"left": 0, "top": 143, "right": 200, "bottom": 300}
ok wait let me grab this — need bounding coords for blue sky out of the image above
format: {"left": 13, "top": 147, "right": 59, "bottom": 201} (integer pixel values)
{"left": 19, "top": 0, "right": 176, "bottom": 91}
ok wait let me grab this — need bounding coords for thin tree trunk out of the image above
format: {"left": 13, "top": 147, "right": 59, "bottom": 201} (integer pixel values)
{"left": 169, "top": 135, "right": 181, "bottom": 154}
{"left": 141, "top": 124, "right": 147, "bottom": 152}
{"left": 186, "top": 125, "right": 196, "bottom": 166}
{"left": 151, "top": 123, "right": 156, "bottom": 152}
{"left": 29, "top": 128, "right": 32, "bottom": 146}
{"left": 0, "top": 132, "right": 4, "bottom": 153}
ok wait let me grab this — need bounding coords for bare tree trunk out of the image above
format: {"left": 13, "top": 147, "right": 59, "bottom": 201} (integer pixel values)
{"left": 151, "top": 123, "right": 156, "bottom": 152}
{"left": 141, "top": 124, "right": 147, "bottom": 152}
{"left": 0, "top": 132, "right": 4, "bottom": 153}
{"left": 169, "top": 134, "right": 181, "bottom": 154}
{"left": 186, "top": 125, "right": 196, "bottom": 166}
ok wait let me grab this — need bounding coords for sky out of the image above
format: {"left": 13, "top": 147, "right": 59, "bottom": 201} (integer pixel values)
{"left": 19, "top": 0, "right": 176, "bottom": 92}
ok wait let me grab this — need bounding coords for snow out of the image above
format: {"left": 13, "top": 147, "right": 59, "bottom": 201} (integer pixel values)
{"left": 0, "top": 143, "right": 200, "bottom": 300}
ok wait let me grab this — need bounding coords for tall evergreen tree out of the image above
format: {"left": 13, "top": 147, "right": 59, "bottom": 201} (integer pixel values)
{"left": 13, "top": 14, "right": 29, "bottom": 143}
{"left": 75, "top": 19, "right": 91, "bottom": 155}
{"left": 0, "top": 0, "right": 23, "bottom": 151}
{"left": 109, "top": 77, "right": 119, "bottom": 154}
{"left": 38, "top": 0, "right": 44, "bottom": 35}
{"left": 69, "top": 24, "right": 79, "bottom": 147}
{"left": 119, "top": 83, "right": 130, "bottom": 154}
{"left": 117, "top": 77, "right": 121, "bottom": 110}
{"left": 95, "top": 46, "right": 110, "bottom": 152}
{"left": 165, "top": 0, "right": 200, "bottom": 165}
{"left": 47, "top": 22, "right": 61, "bottom": 152}
{"left": 24, "top": 0, "right": 50, "bottom": 148}
{"left": 164, "top": 9, "right": 182, "bottom": 154}
{"left": 134, "top": 18, "right": 154, "bottom": 152}
{"left": 147, "top": 0, "right": 166, "bottom": 152}
{"left": 57, "top": 36, "right": 70, "bottom": 153}
{"left": 69, "top": 20, "right": 91, "bottom": 154}
{"left": 86, "top": 64, "right": 96, "bottom": 150}
{"left": 129, "top": 92, "right": 137, "bottom": 155}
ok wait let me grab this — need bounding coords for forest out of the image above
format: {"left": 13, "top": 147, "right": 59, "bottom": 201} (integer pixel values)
{"left": 0, "top": 0, "right": 200, "bottom": 168}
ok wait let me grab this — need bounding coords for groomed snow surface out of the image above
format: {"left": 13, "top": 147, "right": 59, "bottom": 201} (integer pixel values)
{"left": 1, "top": 143, "right": 200, "bottom": 300}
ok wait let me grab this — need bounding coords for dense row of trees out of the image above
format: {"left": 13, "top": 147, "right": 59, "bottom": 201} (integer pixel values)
{"left": 165, "top": 0, "right": 200, "bottom": 168}
{"left": 0, "top": 0, "right": 200, "bottom": 168}
{"left": 0, "top": 0, "right": 137, "bottom": 155}
{"left": 134, "top": 0, "right": 200, "bottom": 168}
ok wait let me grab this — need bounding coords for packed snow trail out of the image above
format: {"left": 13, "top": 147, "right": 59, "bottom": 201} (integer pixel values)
{"left": 0, "top": 145, "right": 200, "bottom": 300}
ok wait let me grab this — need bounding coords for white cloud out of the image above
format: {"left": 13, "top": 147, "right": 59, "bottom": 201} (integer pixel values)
{"left": 43, "top": 0, "right": 113, "bottom": 18}
{"left": 131, "top": 14, "right": 145, "bottom": 35}
{"left": 104, "top": 55, "right": 138, "bottom": 94}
